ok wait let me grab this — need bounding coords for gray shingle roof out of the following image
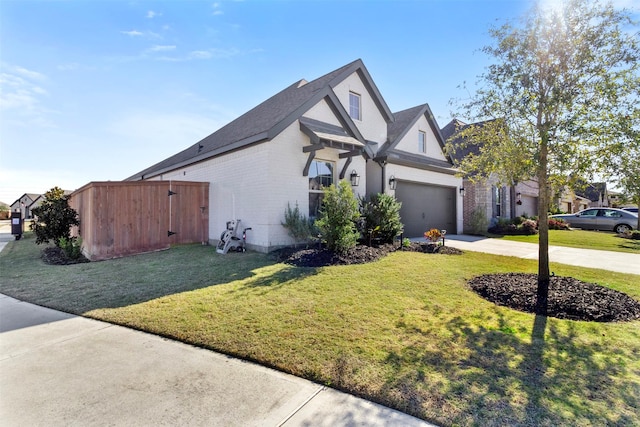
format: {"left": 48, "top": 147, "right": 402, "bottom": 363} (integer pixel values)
{"left": 128, "top": 59, "right": 393, "bottom": 180}
{"left": 377, "top": 103, "right": 453, "bottom": 165}
{"left": 441, "top": 118, "right": 486, "bottom": 165}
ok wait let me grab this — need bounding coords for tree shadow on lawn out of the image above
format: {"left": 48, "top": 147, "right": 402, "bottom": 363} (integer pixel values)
{"left": 0, "top": 240, "right": 319, "bottom": 314}
{"left": 381, "top": 310, "right": 639, "bottom": 426}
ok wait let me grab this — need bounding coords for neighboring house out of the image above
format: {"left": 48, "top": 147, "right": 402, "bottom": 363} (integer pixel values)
{"left": 574, "top": 182, "right": 619, "bottom": 208}
{"left": 128, "top": 59, "right": 463, "bottom": 252}
{"left": 556, "top": 188, "right": 591, "bottom": 213}
{"left": 29, "top": 190, "right": 74, "bottom": 219}
{"left": 0, "top": 201, "right": 9, "bottom": 220}
{"left": 441, "top": 119, "right": 539, "bottom": 232}
{"left": 10, "top": 193, "right": 41, "bottom": 220}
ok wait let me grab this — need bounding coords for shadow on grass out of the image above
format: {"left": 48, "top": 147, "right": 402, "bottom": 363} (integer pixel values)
{"left": 381, "top": 309, "right": 639, "bottom": 426}
{"left": 0, "top": 235, "right": 317, "bottom": 314}
{"left": 617, "top": 239, "right": 640, "bottom": 251}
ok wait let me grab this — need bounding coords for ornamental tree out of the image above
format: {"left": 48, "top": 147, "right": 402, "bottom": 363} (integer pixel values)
{"left": 314, "top": 180, "right": 360, "bottom": 253}
{"left": 449, "top": 0, "right": 640, "bottom": 311}
{"left": 31, "top": 186, "right": 79, "bottom": 246}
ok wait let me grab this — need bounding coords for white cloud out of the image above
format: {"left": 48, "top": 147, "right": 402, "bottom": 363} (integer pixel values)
{"left": 212, "top": 2, "right": 224, "bottom": 15}
{"left": 146, "top": 10, "right": 162, "bottom": 19}
{"left": 121, "top": 30, "right": 144, "bottom": 37}
{"left": 148, "top": 45, "right": 177, "bottom": 52}
{"left": 121, "top": 30, "right": 161, "bottom": 39}
{"left": 188, "top": 50, "right": 213, "bottom": 59}
{"left": 0, "top": 67, "right": 49, "bottom": 113}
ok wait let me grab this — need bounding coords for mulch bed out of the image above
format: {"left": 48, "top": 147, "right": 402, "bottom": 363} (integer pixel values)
{"left": 272, "top": 242, "right": 462, "bottom": 267}
{"left": 469, "top": 273, "right": 640, "bottom": 322}
{"left": 41, "top": 246, "right": 90, "bottom": 265}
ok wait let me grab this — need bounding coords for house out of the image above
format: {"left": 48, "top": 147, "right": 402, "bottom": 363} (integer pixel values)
{"left": 441, "top": 119, "right": 539, "bottom": 232}
{"left": 10, "top": 193, "right": 42, "bottom": 220}
{"left": 556, "top": 187, "right": 591, "bottom": 213}
{"left": 128, "top": 59, "right": 463, "bottom": 252}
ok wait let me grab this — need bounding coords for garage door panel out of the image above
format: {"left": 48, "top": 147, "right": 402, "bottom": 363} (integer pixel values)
{"left": 396, "top": 182, "right": 456, "bottom": 237}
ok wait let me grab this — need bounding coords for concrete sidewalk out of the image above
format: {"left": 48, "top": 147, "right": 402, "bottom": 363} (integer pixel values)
{"left": 0, "top": 295, "right": 433, "bottom": 427}
{"left": 442, "top": 234, "right": 640, "bottom": 275}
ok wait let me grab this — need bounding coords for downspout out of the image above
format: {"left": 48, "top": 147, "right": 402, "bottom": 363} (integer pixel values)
{"left": 379, "top": 160, "right": 387, "bottom": 194}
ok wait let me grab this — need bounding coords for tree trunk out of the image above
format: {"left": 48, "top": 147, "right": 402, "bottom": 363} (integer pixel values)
{"left": 536, "top": 135, "right": 550, "bottom": 315}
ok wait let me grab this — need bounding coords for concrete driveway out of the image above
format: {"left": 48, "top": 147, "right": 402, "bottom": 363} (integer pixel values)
{"left": 442, "top": 234, "right": 640, "bottom": 275}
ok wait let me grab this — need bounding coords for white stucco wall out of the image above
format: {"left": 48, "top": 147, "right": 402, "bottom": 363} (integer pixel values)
{"left": 332, "top": 72, "right": 388, "bottom": 144}
{"left": 394, "top": 115, "right": 447, "bottom": 161}
{"left": 150, "top": 113, "right": 368, "bottom": 252}
{"left": 303, "top": 99, "right": 342, "bottom": 126}
{"left": 385, "top": 164, "right": 464, "bottom": 234}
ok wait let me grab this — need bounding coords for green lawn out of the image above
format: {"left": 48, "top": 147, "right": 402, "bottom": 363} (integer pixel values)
{"left": 1, "top": 234, "right": 639, "bottom": 426}
{"left": 499, "top": 229, "right": 640, "bottom": 253}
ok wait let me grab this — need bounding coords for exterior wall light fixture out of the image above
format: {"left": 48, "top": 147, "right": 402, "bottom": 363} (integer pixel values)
{"left": 459, "top": 187, "right": 466, "bottom": 197}
{"left": 350, "top": 170, "right": 360, "bottom": 186}
{"left": 389, "top": 175, "right": 397, "bottom": 190}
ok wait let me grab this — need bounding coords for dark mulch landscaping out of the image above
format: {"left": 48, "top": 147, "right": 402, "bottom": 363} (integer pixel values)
{"left": 272, "top": 242, "right": 463, "bottom": 267}
{"left": 469, "top": 273, "right": 640, "bottom": 322}
{"left": 41, "top": 246, "right": 90, "bottom": 265}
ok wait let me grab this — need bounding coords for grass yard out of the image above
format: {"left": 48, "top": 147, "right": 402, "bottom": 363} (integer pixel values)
{"left": 499, "top": 229, "right": 640, "bottom": 254}
{"left": 1, "top": 234, "right": 639, "bottom": 426}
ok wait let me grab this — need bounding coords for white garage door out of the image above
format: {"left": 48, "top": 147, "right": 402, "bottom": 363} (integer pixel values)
{"left": 395, "top": 181, "right": 457, "bottom": 237}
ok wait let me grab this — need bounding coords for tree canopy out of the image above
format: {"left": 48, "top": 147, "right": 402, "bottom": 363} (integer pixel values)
{"left": 31, "top": 186, "right": 79, "bottom": 246}
{"left": 448, "top": 0, "right": 640, "bottom": 294}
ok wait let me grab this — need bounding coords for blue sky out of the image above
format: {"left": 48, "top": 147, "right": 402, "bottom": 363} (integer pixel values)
{"left": 0, "top": 0, "right": 637, "bottom": 204}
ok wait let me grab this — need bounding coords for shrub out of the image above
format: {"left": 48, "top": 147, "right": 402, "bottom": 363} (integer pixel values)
{"left": 488, "top": 216, "right": 538, "bottom": 235}
{"left": 402, "top": 237, "right": 411, "bottom": 248}
{"left": 359, "top": 193, "right": 403, "bottom": 245}
{"left": 314, "top": 181, "right": 360, "bottom": 253}
{"left": 521, "top": 219, "right": 538, "bottom": 235}
{"left": 626, "top": 230, "right": 640, "bottom": 240}
{"left": 58, "top": 236, "right": 84, "bottom": 260}
{"left": 548, "top": 218, "right": 571, "bottom": 230}
{"left": 467, "top": 207, "right": 489, "bottom": 235}
{"left": 282, "top": 202, "right": 316, "bottom": 247}
{"left": 30, "top": 187, "right": 79, "bottom": 246}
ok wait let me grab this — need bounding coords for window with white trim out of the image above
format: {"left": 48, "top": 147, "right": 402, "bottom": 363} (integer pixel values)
{"left": 309, "top": 160, "right": 335, "bottom": 219}
{"left": 418, "top": 130, "right": 426, "bottom": 153}
{"left": 349, "top": 92, "right": 361, "bottom": 121}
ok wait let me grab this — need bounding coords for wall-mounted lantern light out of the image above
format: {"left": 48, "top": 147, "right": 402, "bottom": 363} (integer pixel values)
{"left": 516, "top": 192, "right": 522, "bottom": 205}
{"left": 459, "top": 187, "right": 466, "bottom": 197}
{"left": 389, "top": 175, "right": 397, "bottom": 190}
{"left": 350, "top": 169, "right": 360, "bottom": 187}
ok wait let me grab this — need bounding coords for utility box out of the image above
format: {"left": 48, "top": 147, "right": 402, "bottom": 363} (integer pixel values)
{"left": 11, "top": 211, "right": 23, "bottom": 240}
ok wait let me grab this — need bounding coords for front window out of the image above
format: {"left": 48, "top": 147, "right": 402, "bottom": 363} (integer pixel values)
{"left": 309, "top": 160, "right": 335, "bottom": 219}
{"left": 349, "top": 92, "right": 361, "bottom": 121}
{"left": 493, "top": 186, "right": 502, "bottom": 217}
{"left": 418, "top": 131, "right": 426, "bottom": 153}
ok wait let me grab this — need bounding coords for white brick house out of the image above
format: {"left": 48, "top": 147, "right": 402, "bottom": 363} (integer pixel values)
{"left": 128, "top": 59, "right": 463, "bottom": 252}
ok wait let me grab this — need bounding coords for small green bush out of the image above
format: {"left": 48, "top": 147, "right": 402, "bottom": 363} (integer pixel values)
{"left": 467, "top": 207, "right": 489, "bottom": 235}
{"left": 58, "top": 236, "right": 83, "bottom": 260}
{"left": 314, "top": 181, "right": 360, "bottom": 253}
{"left": 282, "top": 202, "right": 316, "bottom": 246}
{"left": 359, "top": 193, "right": 403, "bottom": 245}
{"left": 489, "top": 216, "right": 538, "bottom": 235}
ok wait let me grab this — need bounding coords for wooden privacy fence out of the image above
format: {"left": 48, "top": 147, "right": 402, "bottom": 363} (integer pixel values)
{"left": 70, "top": 181, "right": 209, "bottom": 261}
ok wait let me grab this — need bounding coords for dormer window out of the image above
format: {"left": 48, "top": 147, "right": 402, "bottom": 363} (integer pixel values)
{"left": 418, "top": 131, "right": 426, "bottom": 153}
{"left": 349, "top": 92, "right": 361, "bottom": 121}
